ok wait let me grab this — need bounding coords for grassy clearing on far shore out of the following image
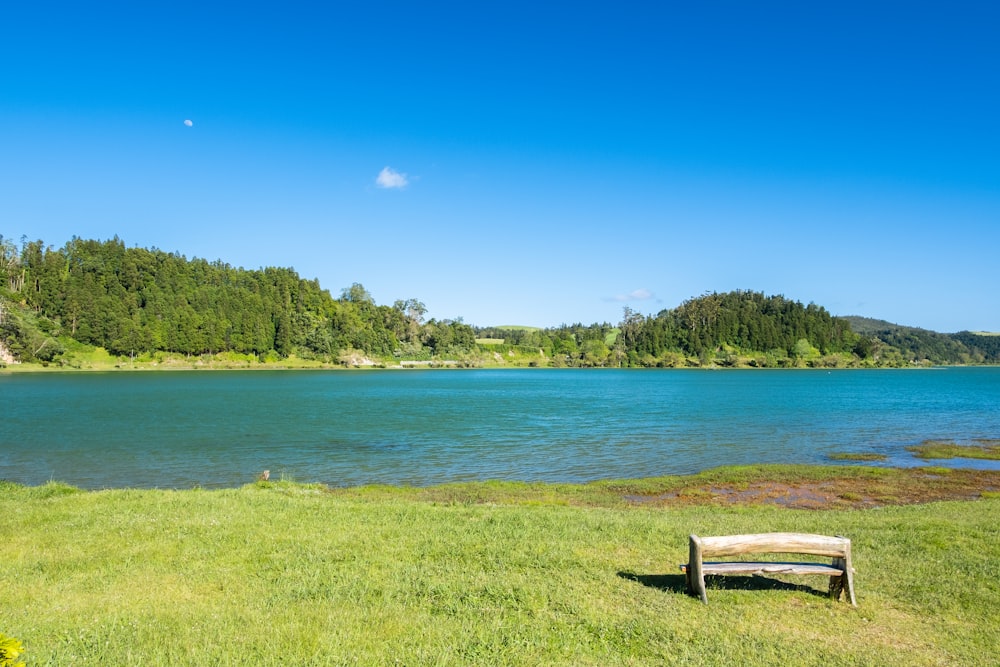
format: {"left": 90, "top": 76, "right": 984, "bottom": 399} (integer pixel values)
{"left": 2, "top": 466, "right": 999, "bottom": 665}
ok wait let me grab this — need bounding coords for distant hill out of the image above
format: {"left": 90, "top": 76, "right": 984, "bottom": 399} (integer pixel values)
{"left": 842, "top": 316, "right": 923, "bottom": 336}
{"left": 952, "top": 331, "right": 1000, "bottom": 362}
{"left": 843, "top": 316, "right": 1000, "bottom": 364}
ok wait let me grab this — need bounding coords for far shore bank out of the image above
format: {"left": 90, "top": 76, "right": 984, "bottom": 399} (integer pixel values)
{"left": 4, "top": 358, "right": 993, "bottom": 373}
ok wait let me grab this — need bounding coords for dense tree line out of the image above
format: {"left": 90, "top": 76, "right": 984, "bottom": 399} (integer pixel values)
{"left": 1, "top": 235, "right": 996, "bottom": 367}
{"left": 477, "top": 290, "right": 863, "bottom": 369}
{"left": 624, "top": 291, "right": 860, "bottom": 367}
{"left": 485, "top": 293, "right": 998, "bottom": 368}
{"left": 0, "top": 235, "right": 473, "bottom": 363}
{"left": 940, "top": 332, "right": 1000, "bottom": 363}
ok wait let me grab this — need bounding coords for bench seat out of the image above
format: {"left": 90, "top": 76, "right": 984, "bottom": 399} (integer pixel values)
{"left": 683, "top": 532, "right": 856, "bottom": 605}
{"left": 681, "top": 561, "right": 845, "bottom": 576}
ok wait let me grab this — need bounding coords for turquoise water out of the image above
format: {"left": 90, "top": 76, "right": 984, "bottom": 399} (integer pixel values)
{"left": 2, "top": 368, "right": 998, "bottom": 489}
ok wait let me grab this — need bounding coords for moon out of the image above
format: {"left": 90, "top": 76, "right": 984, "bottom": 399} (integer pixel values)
{"left": 183, "top": 119, "right": 193, "bottom": 127}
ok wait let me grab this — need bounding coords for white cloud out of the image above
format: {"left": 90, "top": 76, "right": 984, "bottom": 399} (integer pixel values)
{"left": 183, "top": 119, "right": 193, "bottom": 127}
{"left": 610, "top": 288, "right": 654, "bottom": 302}
{"left": 376, "top": 166, "right": 409, "bottom": 189}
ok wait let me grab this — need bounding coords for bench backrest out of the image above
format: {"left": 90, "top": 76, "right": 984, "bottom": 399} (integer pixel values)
{"left": 693, "top": 532, "right": 850, "bottom": 559}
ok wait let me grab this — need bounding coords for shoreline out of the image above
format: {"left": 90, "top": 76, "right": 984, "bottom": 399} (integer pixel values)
{"left": 6, "top": 464, "right": 999, "bottom": 510}
{"left": 4, "top": 359, "right": 994, "bottom": 373}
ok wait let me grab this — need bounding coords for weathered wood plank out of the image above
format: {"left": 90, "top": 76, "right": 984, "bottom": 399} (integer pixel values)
{"left": 688, "top": 534, "right": 707, "bottom": 604}
{"left": 835, "top": 549, "right": 857, "bottom": 606}
{"left": 699, "top": 533, "right": 850, "bottom": 559}
{"left": 701, "top": 562, "right": 843, "bottom": 576}
{"left": 680, "top": 562, "right": 844, "bottom": 575}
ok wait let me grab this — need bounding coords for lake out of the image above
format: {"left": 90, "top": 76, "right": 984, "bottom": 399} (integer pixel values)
{"left": 2, "top": 368, "right": 999, "bottom": 489}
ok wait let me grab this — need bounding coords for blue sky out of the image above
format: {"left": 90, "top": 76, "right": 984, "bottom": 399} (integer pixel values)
{"left": 2, "top": 2, "right": 998, "bottom": 332}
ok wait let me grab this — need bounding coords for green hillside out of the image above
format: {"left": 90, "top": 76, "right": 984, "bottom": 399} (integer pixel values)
{"left": 843, "top": 316, "right": 999, "bottom": 364}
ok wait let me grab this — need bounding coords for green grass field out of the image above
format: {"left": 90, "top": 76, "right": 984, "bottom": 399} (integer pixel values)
{"left": 2, "top": 468, "right": 999, "bottom": 665}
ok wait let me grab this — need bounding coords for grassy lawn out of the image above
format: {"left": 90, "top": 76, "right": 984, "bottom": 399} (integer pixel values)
{"left": 2, "top": 467, "right": 999, "bottom": 665}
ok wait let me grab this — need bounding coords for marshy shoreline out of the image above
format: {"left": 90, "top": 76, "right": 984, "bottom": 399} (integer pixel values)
{"left": 7, "top": 463, "right": 1000, "bottom": 510}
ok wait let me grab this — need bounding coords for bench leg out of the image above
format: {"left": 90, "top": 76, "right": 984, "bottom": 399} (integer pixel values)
{"left": 684, "top": 567, "right": 707, "bottom": 604}
{"left": 829, "top": 556, "right": 857, "bottom": 606}
{"left": 688, "top": 567, "right": 707, "bottom": 604}
{"left": 828, "top": 559, "right": 846, "bottom": 602}
{"left": 843, "top": 555, "right": 857, "bottom": 607}
{"left": 688, "top": 538, "right": 707, "bottom": 604}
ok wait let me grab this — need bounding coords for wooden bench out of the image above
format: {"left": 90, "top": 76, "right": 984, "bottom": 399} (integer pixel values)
{"left": 681, "top": 532, "right": 856, "bottom": 605}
